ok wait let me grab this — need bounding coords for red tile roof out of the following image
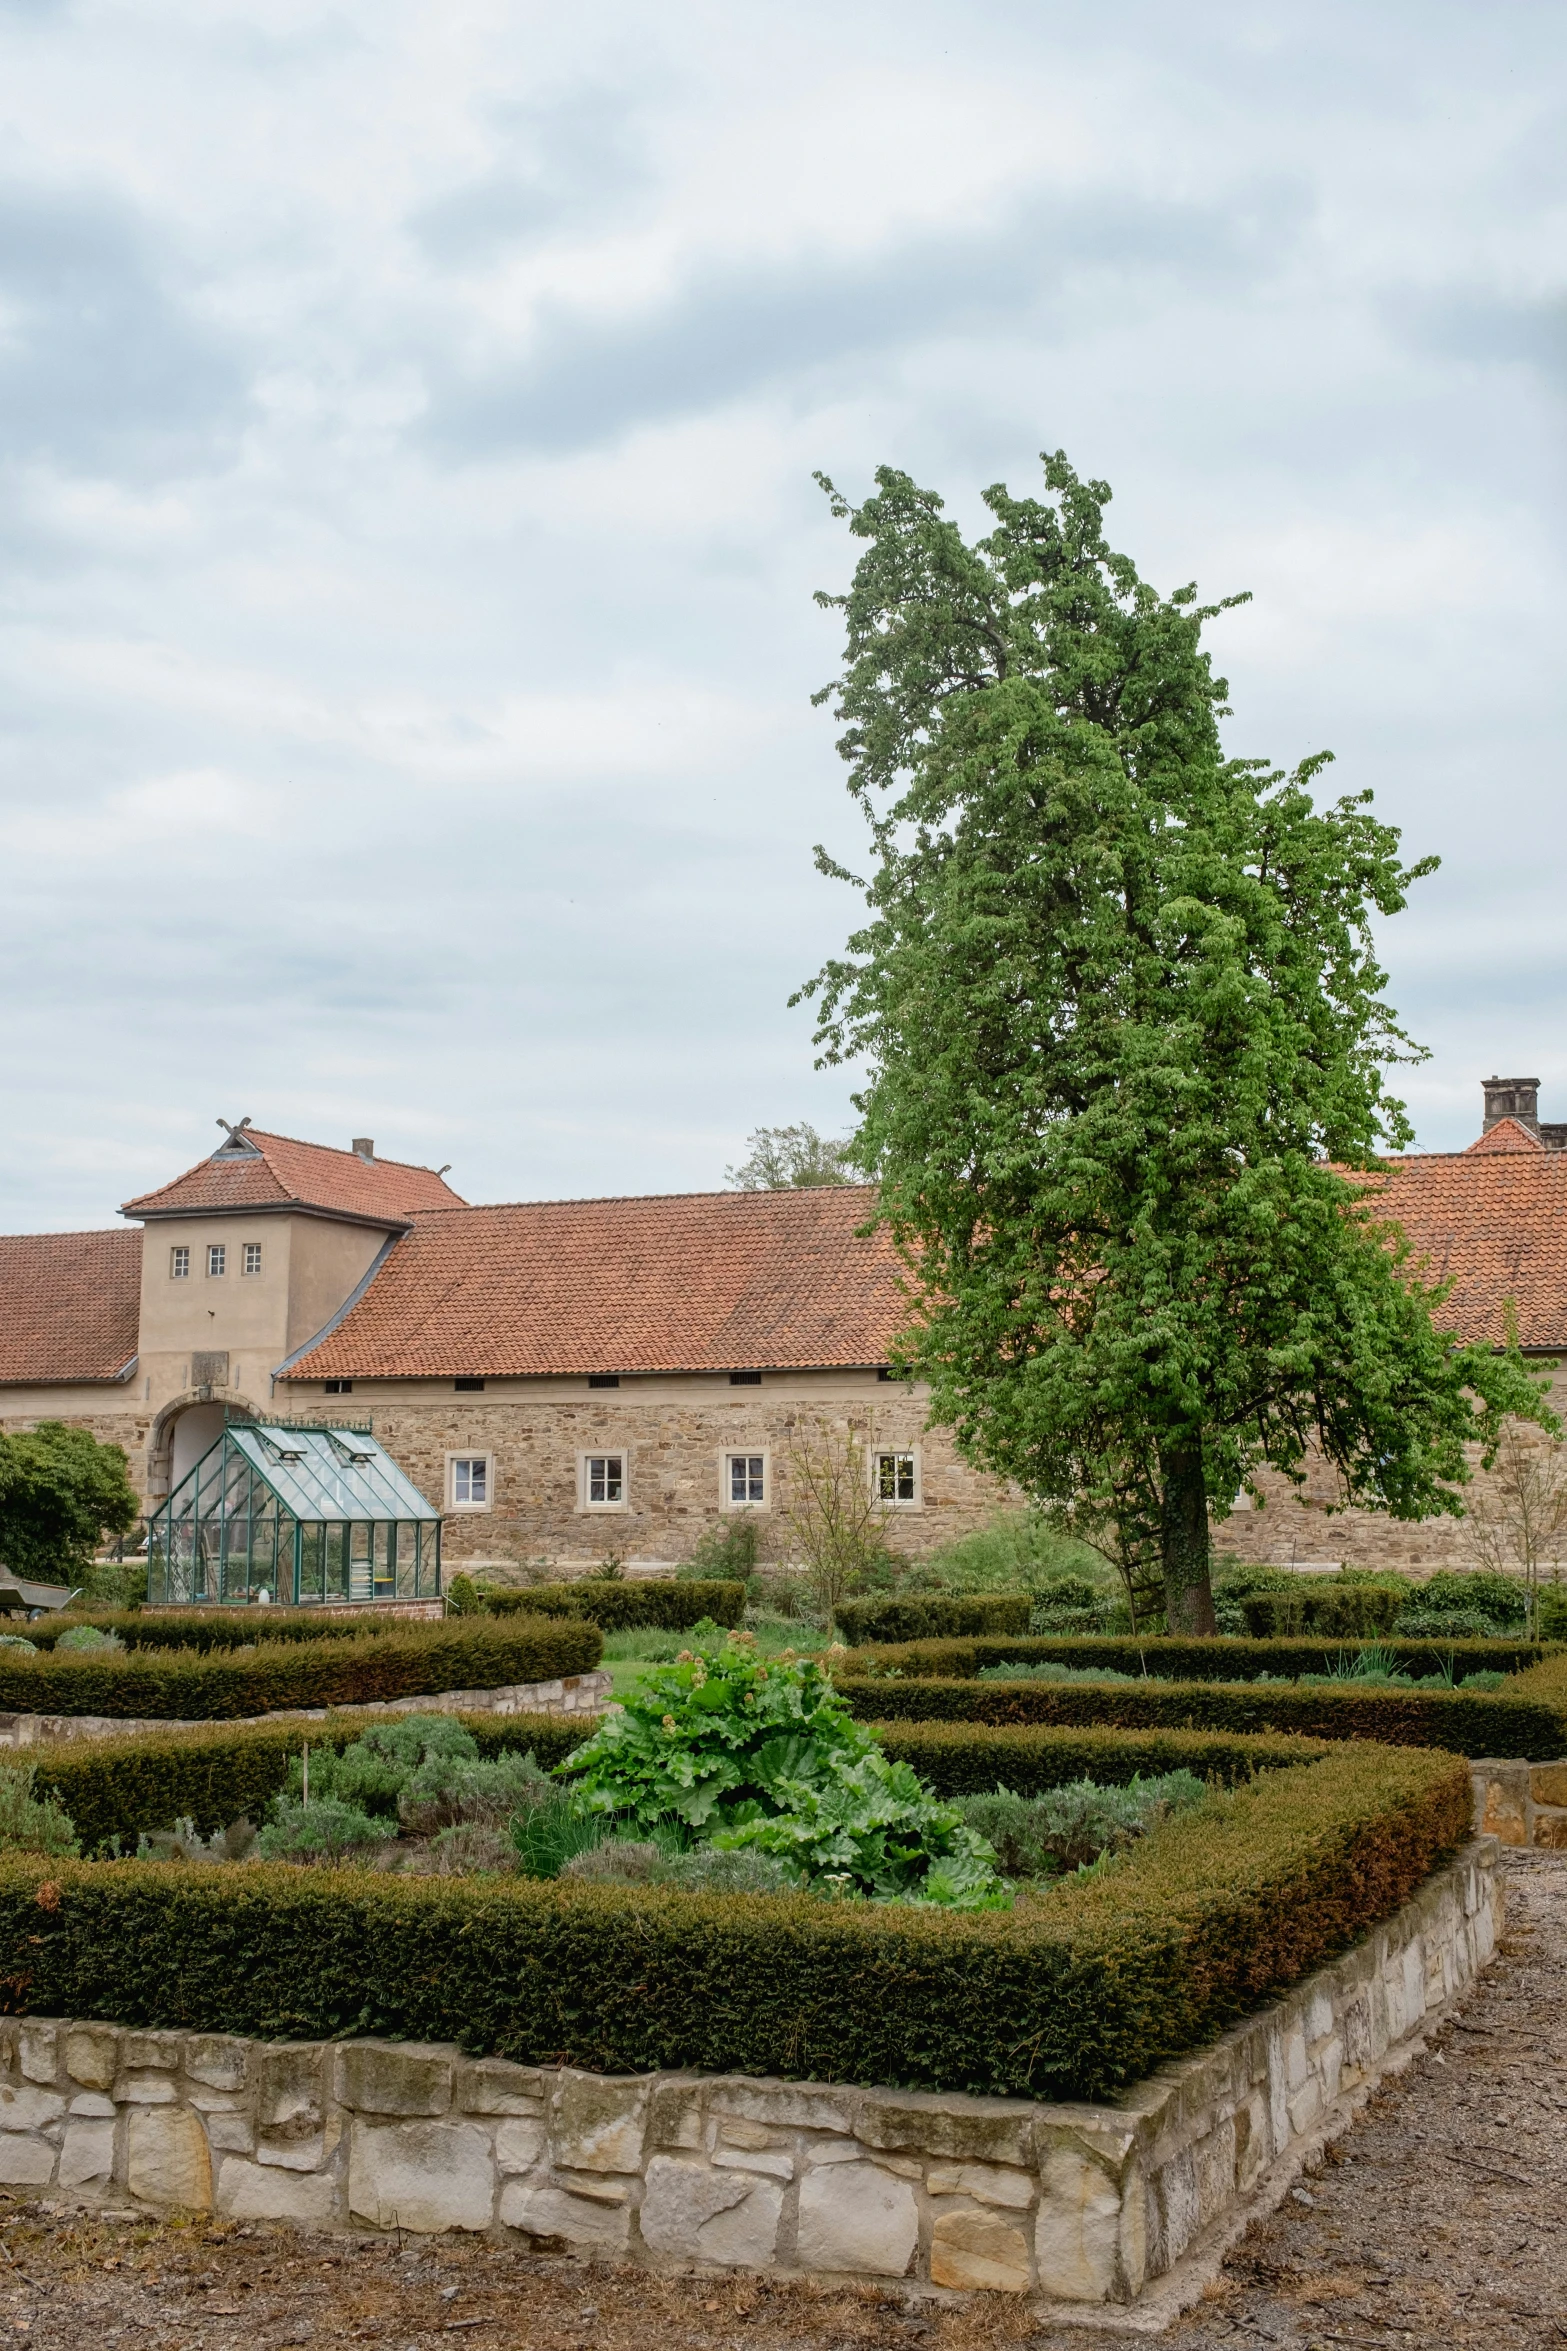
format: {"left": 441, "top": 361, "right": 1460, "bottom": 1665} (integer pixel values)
{"left": 1463, "top": 1117, "right": 1542, "bottom": 1155}
{"left": 123, "top": 1129, "right": 465, "bottom": 1227}
{"left": 0, "top": 1228, "right": 141, "bottom": 1385}
{"left": 282, "top": 1186, "right": 902, "bottom": 1380}
{"left": 1365, "top": 1149, "right": 1567, "bottom": 1349}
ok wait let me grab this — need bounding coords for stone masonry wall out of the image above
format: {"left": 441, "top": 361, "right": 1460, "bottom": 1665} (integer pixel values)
{"left": 0, "top": 1840, "right": 1498, "bottom": 2309}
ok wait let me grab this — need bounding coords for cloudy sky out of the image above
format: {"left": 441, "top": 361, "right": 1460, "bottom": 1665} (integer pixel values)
{"left": 1, "top": 0, "right": 1563, "bottom": 1231}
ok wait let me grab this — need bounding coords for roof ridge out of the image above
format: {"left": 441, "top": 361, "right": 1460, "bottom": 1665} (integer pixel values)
{"left": 244, "top": 1126, "right": 451, "bottom": 1176}
{"left": 0, "top": 1225, "right": 136, "bottom": 1243}
{"left": 406, "top": 1184, "right": 878, "bottom": 1216}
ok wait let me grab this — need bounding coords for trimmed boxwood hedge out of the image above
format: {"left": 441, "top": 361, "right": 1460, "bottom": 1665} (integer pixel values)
{"left": 20, "top": 1609, "right": 418, "bottom": 1654}
{"left": 839, "top": 1648, "right": 1567, "bottom": 1760}
{"left": 843, "top": 1633, "right": 1547, "bottom": 1681}
{"left": 0, "top": 1742, "right": 1470, "bottom": 2098}
{"left": 0, "top": 1620, "right": 601, "bottom": 1723}
{"left": 32, "top": 1712, "right": 1332, "bottom": 1853}
{"left": 481, "top": 1581, "right": 745, "bottom": 1631}
{"left": 834, "top": 1594, "right": 1033, "bottom": 1645}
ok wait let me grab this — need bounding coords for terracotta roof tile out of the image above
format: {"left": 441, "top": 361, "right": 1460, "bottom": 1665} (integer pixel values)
{"left": 0, "top": 1228, "right": 141, "bottom": 1385}
{"left": 1365, "top": 1148, "right": 1567, "bottom": 1349}
{"left": 123, "top": 1129, "right": 464, "bottom": 1226}
{"left": 283, "top": 1186, "right": 902, "bottom": 1380}
{"left": 1463, "top": 1117, "right": 1542, "bottom": 1155}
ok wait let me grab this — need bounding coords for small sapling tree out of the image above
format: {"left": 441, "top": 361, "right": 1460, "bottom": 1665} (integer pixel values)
{"left": 801, "top": 450, "right": 1551, "bottom": 1632}
{"left": 0, "top": 1421, "right": 141, "bottom": 1589}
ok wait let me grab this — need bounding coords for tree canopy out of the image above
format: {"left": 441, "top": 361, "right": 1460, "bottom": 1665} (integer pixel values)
{"left": 725, "top": 1122, "right": 858, "bottom": 1190}
{"left": 0, "top": 1421, "right": 141, "bottom": 1587}
{"left": 801, "top": 450, "right": 1550, "bottom": 1631}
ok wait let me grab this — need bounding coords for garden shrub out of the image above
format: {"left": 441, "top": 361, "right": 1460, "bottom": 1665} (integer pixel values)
{"left": 874, "top": 1720, "right": 1332, "bottom": 1798}
{"left": 561, "top": 1638, "right": 1005, "bottom": 1906}
{"left": 956, "top": 1771, "right": 1205, "bottom": 1876}
{"left": 1242, "top": 1583, "right": 1406, "bottom": 1639}
{"left": 0, "top": 1619, "right": 601, "bottom": 1722}
{"left": 481, "top": 1581, "right": 745, "bottom": 1632}
{"left": 24, "top": 1609, "right": 426, "bottom": 1654}
{"left": 1398, "top": 1570, "right": 1529, "bottom": 1632}
{"left": 1538, "top": 1587, "right": 1567, "bottom": 1641}
{"left": 843, "top": 1633, "right": 1544, "bottom": 1682}
{"left": 0, "top": 1763, "right": 79, "bottom": 1857}
{"left": 54, "top": 1625, "right": 125, "bottom": 1655}
{"left": 0, "top": 1741, "right": 1470, "bottom": 2098}
{"left": 834, "top": 1594, "right": 1032, "bottom": 1645}
{"left": 894, "top": 1509, "right": 1110, "bottom": 1596}
{"left": 1026, "top": 1575, "right": 1116, "bottom": 1634}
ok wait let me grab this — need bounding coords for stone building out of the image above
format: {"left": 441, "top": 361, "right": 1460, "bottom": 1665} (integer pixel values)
{"left": 1, "top": 1079, "right": 1564, "bottom": 1584}
{"left": 0, "top": 1119, "right": 1008, "bottom": 1579}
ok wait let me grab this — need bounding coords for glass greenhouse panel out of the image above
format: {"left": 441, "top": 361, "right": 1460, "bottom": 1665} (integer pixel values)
{"left": 146, "top": 1420, "right": 441, "bottom": 1608}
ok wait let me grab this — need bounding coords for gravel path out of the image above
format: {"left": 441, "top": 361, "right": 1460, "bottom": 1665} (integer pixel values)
{"left": 1, "top": 1852, "right": 1561, "bottom": 2351}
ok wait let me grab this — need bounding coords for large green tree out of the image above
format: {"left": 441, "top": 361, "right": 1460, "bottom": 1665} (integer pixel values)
{"left": 0, "top": 1422, "right": 141, "bottom": 1588}
{"left": 801, "top": 451, "right": 1550, "bottom": 1632}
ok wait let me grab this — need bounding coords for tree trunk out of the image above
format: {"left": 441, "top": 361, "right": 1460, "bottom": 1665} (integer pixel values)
{"left": 1159, "top": 1442, "right": 1217, "bottom": 1634}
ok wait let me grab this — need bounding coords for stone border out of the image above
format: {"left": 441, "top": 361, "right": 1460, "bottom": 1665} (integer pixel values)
{"left": 0, "top": 1669, "right": 614, "bottom": 1750}
{"left": 0, "top": 1839, "right": 1500, "bottom": 2320}
{"left": 1472, "top": 1755, "right": 1567, "bottom": 1847}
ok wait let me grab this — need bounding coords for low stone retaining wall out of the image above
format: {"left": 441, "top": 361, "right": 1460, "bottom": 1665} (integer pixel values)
{"left": 1473, "top": 1756, "right": 1567, "bottom": 1847}
{"left": 0, "top": 1839, "right": 1499, "bottom": 2311}
{"left": 0, "top": 1670, "right": 615, "bottom": 1750}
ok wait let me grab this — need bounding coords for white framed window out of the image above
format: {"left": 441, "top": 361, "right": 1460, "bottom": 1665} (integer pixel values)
{"left": 581, "top": 1453, "right": 626, "bottom": 1510}
{"left": 448, "top": 1453, "right": 492, "bottom": 1510}
{"left": 724, "top": 1451, "right": 767, "bottom": 1508}
{"left": 170, "top": 1246, "right": 190, "bottom": 1280}
{"left": 874, "top": 1448, "right": 920, "bottom": 1507}
{"left": 207, "top": 1243, "right": 226, "bottom": 1277}
{"left": 242, "top": 1241, "right": 262, "bottom": 1276}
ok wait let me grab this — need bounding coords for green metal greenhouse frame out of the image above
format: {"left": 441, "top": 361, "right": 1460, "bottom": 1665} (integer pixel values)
{"left": 146, "top": 1418, "right": 442, "bottom": 1608}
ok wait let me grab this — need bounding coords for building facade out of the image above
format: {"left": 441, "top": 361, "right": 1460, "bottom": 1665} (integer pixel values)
{"left": 2, "top": 1080, "right": 1564, "bottom": 1584}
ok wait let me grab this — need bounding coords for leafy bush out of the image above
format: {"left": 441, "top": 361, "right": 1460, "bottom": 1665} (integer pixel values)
{"left": 561, "top": 1637, "right": 1005, "bottom": 1906}
{"left": 482, "top": 1581, "right": 745, "bottom": 1632}
{"left": 511, "top": 1792, "right": 613, "bottom": 1879}
{"left": 957, "top": 1771, "right": 1205, "bottom": 1876}
{"left": 136, "top": 1815, "right": 255, "bottom": 1866}
{"left": 1242, "top": 1581, "right": 1407, "bottom": 1639}
{"left": 1027, "top": 1575, "right": 1116, "bottom": 1634}
{"left": 0, "top": 1421, "right": 140, "bottom": 1585}
{"left": 0, "top": 1743, "right": 1470, "bottom": 2098}
{"left": 977, "top": 1658, "right": 1140, "bottom": 1685}
{"left": 679, "top": 1522, "right": 761, "bottom": 1582}
{"left": 263, "top": 1715, "right": 555, "bottom": 1858}
{"left": 0, "top": 1619, "right": 600, "bottom": 1721}
{"left": 0, "top": 1763, "right": 79, "bottom": 1857}
{"left": 843, "top": 1632, "right": 1543, "bottom": 1682}
{"left": 445, "top": 1574, "right": 486, "bottom": 1616}
{"left": 1393, "top": 1569, "right": 1528, "bottom": 1637}
{"left": 1538, "top": 1586, "right": 1567, "bottom": 1641}
{"left": 24, "top": 1609, "right": 416, "bottom": 1654}
{"left": 898, "top": 1510, "right": 1112, "bottom": 1597}
{"left": 1210, "top": 1562, "right": 1294, "bottom": 1635}
{"left": 54, "top": 1625, "right": 125, "bottom": 1655}
{"left": 0, "top": 1638, "right": 35, "bottom": 1655}
{"left": 255, "top": 1797, "right": 389, "bottom": 1862}
{"left": 834, "top": 1594, "right": 1031, "bottom": 1645}
{"left": 874, "top": 1721, "right": 1332, "bottom": 1798}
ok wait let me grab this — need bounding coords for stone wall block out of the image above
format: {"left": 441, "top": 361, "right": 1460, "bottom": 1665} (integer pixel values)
{"left": 1534, "top": 1806, "right": 1567, "bottom": 1849}
{"left": 551, "top": 2074, "right": 647, "bottom": 2173}
{"left": 204, "top": 2114, "right": 254, "bottom": 2155}
{"left": 856, "top": 2089, "right": 1030, "bottom": 2167}
{"left": 926, "top": 2159, "right": 1034, "bottom": 2209}
{"left": 1154, "top": 2145, "right": 1199, "bottom": 2273}
{"left": 67, "top": 2092, "right": 115, "bottom": 2118}
{"left": 1232, "top": 2093, "right": 1268, "bottom": 2194}
{"left": 494, "top": 2117, "right": 546, "bottom": 2174}
{"left": 458, "top": 2058, "right": 547, "bottom": 2115}
{"left": 707, "top": 2082, "right": 852, "bottom": 2136}
{"left": 1034, "top": 2144, "right": 1125, "bottom": 2303}
{"left": 639, "top": 2155, "right": 777, "bottom": 2263}
{"left": 0, "top": 2136, "right": 55, "bottom": 2185}
{"left": 930, "top": 2204, "right": 1032, "bottom": 2292}
{"left": 217, "top": 2158, "right": 339, "bottom": 2225}
{"left": 115, "top": 2073, "right": 177, "bottom": 2106}
{"left": 1530, "top": 1760, "right": 1567, "bottom": 1808}
{"left": 713, "top": 2147, "right": 793, "bottom": 2180}
{"left": 58, "top": 2119, "right": 115, "bottom": 2188}
{"left": 1192, "top": 2120, "right": 1235, "bottom": 2230}
{"left": 649, "top": 2082, "right": 706, "bottom": 2151}
{"left": 795, "top": 2162, "right": 918, "bottom": 2276}
{"left": 121, "top": 2032, "right": 183, "bottom": 2073}
{"left": 127, "top": 2107, "right": 213, "bottom": 2210}
{"left": 184, "top": 2036, "right": 250, "bottom": 2092}
{"left": 17, "top": 2023, "right": 58, "bottom": 2085}
{"left": 348, "top": 2119, "right": 493, "bottom": 2232}
{"left": 62, "top": 2027, "right": 119, "bottom": 2091}
{"left": 256, "top": 2043, "right": 325, "bottom": 2134}
{"left": 501, "top": 2178, "right": 632, "bottom": 2248}
{"left": 336, "top": 2040, "right": 456, "bottom": 2118}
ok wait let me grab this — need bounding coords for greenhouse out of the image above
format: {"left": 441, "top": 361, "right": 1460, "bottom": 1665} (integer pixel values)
{"left": 146, "top": 1419, "right": 442, "bottom": 1608}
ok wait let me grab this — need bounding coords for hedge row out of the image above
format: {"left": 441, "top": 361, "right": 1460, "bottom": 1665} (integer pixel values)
{"left": 838, "top": 1659, "right": 1567, "bottom": 1760}
{"left": 479, "top": 1581, "right": 746, "bottom": 1631}
{"left": 22, "top": 1610, "right": 414, "bottom": 1654}
{"left": 0, "top": 1742, "right": 1469, "bottom": 2099}
{"left": 1241, "top": 1586, "right": 1405, "bottom": 1639}
{"left": 843, "top": 1633, "right": 1547, "bottom": 1681}
{"left": 834, "top": 1594, "right": 1033, "bottom": 1645}
{"left": 32, "top": 1713, "right": 1332, "bottom": 1852}
{"left": 0, "top": 1620, "right": 601, "bottom": 1723}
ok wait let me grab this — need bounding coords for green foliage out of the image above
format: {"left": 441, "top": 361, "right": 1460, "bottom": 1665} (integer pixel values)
{"left": 834, "top": 1594, "right": 1032, "bottom": 1644}
{"left": 1026, "top": 1575, "right": 1117, "bottom": 1634}
{"left": 54, "top": 1624, "right": 125, "bottom": 1655}
{"left": 0, "top": 1744, "right": 1469, "bottom": 2097}
{"left": 482, "top": 1581, "right": 746, "bottom": 1632}
{"left": 801, "top": 452, "right": 1554, "bottom": 1631}
{"left": 256, "top": 1798, "right": 388, "bottom": 1862}
{"left": 445, "top": 1574, "right": 486, "bottom": 1616}
{"left": 561, "top": 1638, "right": 1005, "bottom": 1906}
{"left": 1397, "top": 1570, "right": 1529, "bottom": 1632}
{"left": 25, "top": 1608, "right": 430, "bottom": 1653}
{"left": 0, "top": 1763, "right": 79, "bottom": 1857}
{"left": 724, "top": 1122, "right": 856, "bottom": 1190}
{"left": 73, "top": 1557, "right": 150, "bottom": 1611}
{"left": 0, "top": 1422, "right": 141, "bottom": 1586}
{"left": 899, "top": 1511, "right": 1111, "bottom": 1597}
{"left": 0, "top": 1619, "right": 600, "bottom": 1721}
{"left": 678, "top": 1522, "right": 761, "bottom": 1582}
{"left": 844, "top": 1631, "right": 1542, "bottom": 1680}
{"left": 977, "top": 1658, "right": 1140, "bottom": 1685}
{"left": 1537, "top": 1586, "right": 1567, "bottom": 1641}
{"left": 957, "top": 1771, "right": 1205, "bottom": 1876}
{"left": 873, "top": 1721, "right": 1332, "bottom": 1798}
{"left": 510, "top": 1793, "right": 611, "bottom": 1880}
{"left": 1242, "top": 1581, "right": 1407, "bottom": 1638}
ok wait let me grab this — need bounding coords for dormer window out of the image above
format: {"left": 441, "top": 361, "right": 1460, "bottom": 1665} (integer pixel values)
{"left": 170, "top": 1247, "right": 190, "bottom": 1280}
{"left": 207, "top": 1244, "right": 226, "bottom": 1277}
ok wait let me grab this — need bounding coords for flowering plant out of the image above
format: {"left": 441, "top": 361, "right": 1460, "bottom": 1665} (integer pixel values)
{"left": 559, "top": 1635, "right": 1005, "bottom": 1907}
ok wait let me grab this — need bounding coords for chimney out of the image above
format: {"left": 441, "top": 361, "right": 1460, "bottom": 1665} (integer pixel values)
{"left": 352, "top": 1137, "right": 375, "bottom": 1161}
{"left": 1482, "top": 1077, "right": 1540, "bottom": 1135}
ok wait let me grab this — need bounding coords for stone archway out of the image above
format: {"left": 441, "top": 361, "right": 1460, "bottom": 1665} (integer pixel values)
{"left": 145, "top": 1388, "right": 262, "bottom": 1500}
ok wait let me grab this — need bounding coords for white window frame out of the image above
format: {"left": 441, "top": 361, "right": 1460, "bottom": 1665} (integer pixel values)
{"left": 721, "top": 1448, "right": 770, "bottom": 1511}
{"left": 446, "top": 1452, "right": 493, "bottom": 1512}
{"left": 169, "top": 1246, "right": 190, "bottom": 1281}
{"left": 579, "top": 1451, "right": 628, "bottom": 1512}
{"left": 872, "top": 1446, "right": 922, "bottom": 1509}
{"left": 242, "top": 1241, "right": 263, "bottom": 1276}
{"left": 206, "top": 1243, "right": 226, "bottom": 1278}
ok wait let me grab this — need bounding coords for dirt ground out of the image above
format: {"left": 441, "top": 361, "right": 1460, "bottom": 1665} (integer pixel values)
{"left": 1, "top": 1851, "right": 1561, "bottom": 2351}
